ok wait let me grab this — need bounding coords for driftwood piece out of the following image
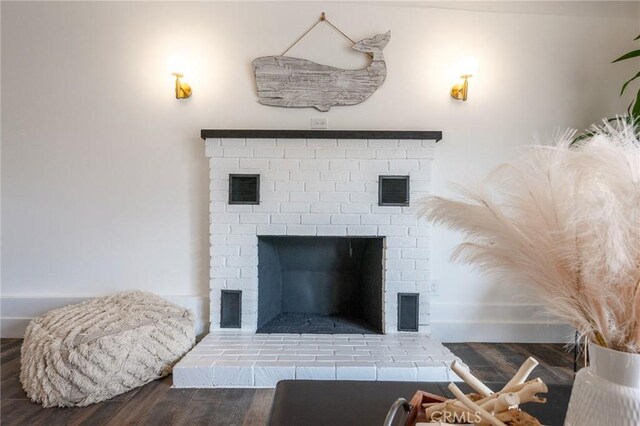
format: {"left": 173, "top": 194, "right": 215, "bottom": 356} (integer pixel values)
{"left": 448, "top": 383, "right": 507, "bottom": 426}
{"left": 483, "top": 392, "right": 520, "bottom": 413}
{"left": 252, "top": 32, "right": 390, "bottom": 111}
{"left": 424, "top": 378, "right": 548, "bottom": 420}
{"left": 500, "top": 357, "right": 538, "bottom": 391}
{"left": 478, "top": 379, "right": 548, "bottom": 408}
{"left": 451, "top": 360, "right": 494, "bottom": 396}
{"left": 512, "top": 380, "right": 547, "bottom": 404}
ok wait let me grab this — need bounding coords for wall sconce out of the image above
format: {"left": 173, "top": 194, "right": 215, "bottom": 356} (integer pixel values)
{"left": 167, "top": 55, "right": 192, "bottom": 99}
{"left": 451, "top": 56, "right": 478, "bottom": 102}
{"left": 172, "top": 73, "right": 192, "bottom": 99}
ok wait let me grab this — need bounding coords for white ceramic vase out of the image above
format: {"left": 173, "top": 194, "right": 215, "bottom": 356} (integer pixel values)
{"left": 564, "top": 341, "right": 640, "bottom": 426}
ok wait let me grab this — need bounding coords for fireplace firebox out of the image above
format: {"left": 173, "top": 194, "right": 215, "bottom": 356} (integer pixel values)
{"left": 257, "top": 236, "right": 383, "bottom": 334}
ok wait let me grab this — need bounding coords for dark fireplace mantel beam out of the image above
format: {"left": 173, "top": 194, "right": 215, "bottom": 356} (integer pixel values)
{"left": 200, "top": 129, "right": 442, "bottom": 142}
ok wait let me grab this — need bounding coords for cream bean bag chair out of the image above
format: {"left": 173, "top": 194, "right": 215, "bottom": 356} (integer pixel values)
{"left": 20, "top": 291, "right": 195, "bottom": 407}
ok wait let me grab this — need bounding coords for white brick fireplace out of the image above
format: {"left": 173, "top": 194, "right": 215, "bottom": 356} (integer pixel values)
{"left": 172, "top": 130, "right": 464, "bottom": 388}
{"left": 205, "top": 131, "right": 437, "bottom": 334}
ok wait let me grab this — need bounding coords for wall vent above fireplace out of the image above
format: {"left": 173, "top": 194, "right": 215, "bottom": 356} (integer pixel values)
{"left": 229, "top": 174, "right": 260, "bottom": 204}
{"left": 379, "top": 175, "right": 410, "bottom": 206}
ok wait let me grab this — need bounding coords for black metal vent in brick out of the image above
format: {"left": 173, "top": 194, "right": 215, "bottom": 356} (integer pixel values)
{"left": 397, "top": 293, "right": 419, "bottom": 332}
{"left": 379, "top": 176, "right": 410, "bottom": 206}
{"left": 229, "top": 174, "right": 260, "bottom": 204}
{"left": 221, "top": 290, "right": 242, "bottom": 328}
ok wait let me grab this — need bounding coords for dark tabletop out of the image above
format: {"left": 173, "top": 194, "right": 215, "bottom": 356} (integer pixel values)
{"left": 268, "top": 380, "right": 572, "bottom": 426}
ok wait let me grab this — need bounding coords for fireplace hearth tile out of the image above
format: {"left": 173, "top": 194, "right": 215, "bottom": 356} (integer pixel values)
{"left": 212, "top": 362, "right": 254, "bottom": 387}
{"left": 377, "top": 362, "right": 418, "bottom": 382}
{"left": 295, "top": 362, "right": 336, "bottom": 380}
{"left": 336, "top": 363, "right": 377, "bottom": 381}
{"left": 254, "top": 362, "right": 296, "bottom": 387}
{"left": 174, "top": 332, "right": 463, "bottom": 388}
{"left": 416, "top": 361, "right": 451, "bottom": 382}
{"left": 172, "top": 365, "right": 214, "bottom": 388}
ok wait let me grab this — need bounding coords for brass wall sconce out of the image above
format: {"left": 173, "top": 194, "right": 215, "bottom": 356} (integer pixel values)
{"left": 450, "top": 56, "right": 478, "bottom": 102}
{"left": 172, "top": 73, "right": 192, "bottom": 99}
{"left": 167, "top": 55, "right": 192, "bottom": 99}
{"left": 451, "top": 74, "right": 471, "bottom": 101}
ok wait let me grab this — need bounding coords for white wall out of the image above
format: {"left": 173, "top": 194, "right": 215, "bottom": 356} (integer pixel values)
{"left": 2, "top": 1, "right": 638, "bottom": 340}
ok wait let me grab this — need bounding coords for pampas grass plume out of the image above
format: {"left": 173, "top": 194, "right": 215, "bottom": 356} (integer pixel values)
{"left": 421, "top": 119, "right": 640, "bottom": 353}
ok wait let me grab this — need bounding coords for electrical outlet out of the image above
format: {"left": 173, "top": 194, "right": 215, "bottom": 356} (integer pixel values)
{"left": 430, "top": 281, "right": 440, "bottom": 297}
{"left": 310, "top": 117, "right": 328, "bottom": 129}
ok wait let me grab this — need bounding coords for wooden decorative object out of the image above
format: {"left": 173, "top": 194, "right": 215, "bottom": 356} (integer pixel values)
{"left": 406, "top": 391, "right": 448, "bottom": 425}
{"left": 406, "top": 357, "right": 548, "bottom": 426}
{"left": 252, "top": 13, "right": 390, "bottom": 111}
{"left": 449, "top": 360, "right": 494, "bottom": 397}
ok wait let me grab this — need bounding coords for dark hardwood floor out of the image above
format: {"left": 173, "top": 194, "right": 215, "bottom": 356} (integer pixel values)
{"left": 1, "top": 339, "right": 574, "bottom": 425}
{"left": 443, "top": 342, "right": 575, "bottom": 385}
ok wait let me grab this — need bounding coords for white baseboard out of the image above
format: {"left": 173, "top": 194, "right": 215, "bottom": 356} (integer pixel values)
{"left": 431, "top": 321, "right": 574, "bottom": 343}
{"left": 2, "top": 297, "right": 573, "bottom": 343}
{"left": 429, "top": 301, "right": 574, "bottom": 343}
{"left": 1, "top": 295, "right": 210, "bottom": 338}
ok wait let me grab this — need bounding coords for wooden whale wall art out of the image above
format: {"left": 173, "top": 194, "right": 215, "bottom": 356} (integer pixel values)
{"left": 252, "top": 31, "right": 390, "bottom": 111}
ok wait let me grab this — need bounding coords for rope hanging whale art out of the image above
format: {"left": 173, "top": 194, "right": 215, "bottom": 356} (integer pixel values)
{"left": 252, "top": 13, "right": 390, "bottom": 111}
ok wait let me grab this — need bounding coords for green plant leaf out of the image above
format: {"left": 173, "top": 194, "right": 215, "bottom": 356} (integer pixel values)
{"left": 635, "top": 34, "right": 640, "bottom": 41}
{"left": 613, "top": 49, "right": 640, "bottom": 63}
{"left": 621, "top": 71, "right": 640, "bottom": 95}
{"left": 632, "top": 90, "right": 640, "bottom": 117}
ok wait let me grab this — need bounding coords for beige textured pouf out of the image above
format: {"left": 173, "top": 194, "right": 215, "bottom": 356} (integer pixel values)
{"left": 20, "top": 291, "right": 195, "bottom": 407}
